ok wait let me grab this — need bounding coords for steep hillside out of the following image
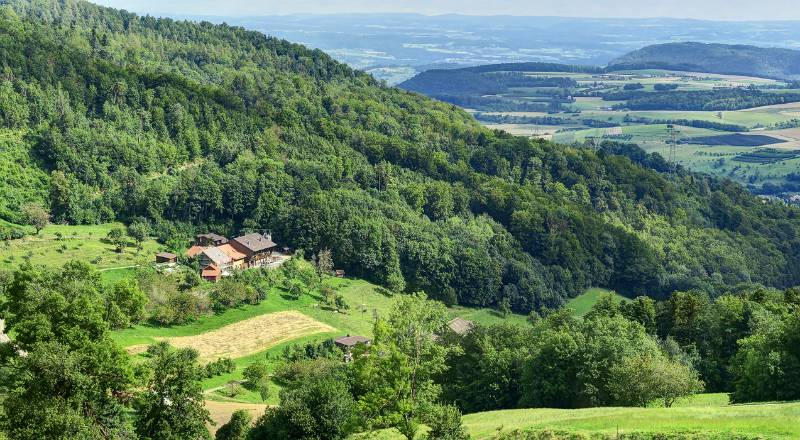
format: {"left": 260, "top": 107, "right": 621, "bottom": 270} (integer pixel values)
{"left": 609, "top": 42, "right": 800, "bottom": 80}
{"left": 2, "top": 0, "right": 800, "bottom": 315}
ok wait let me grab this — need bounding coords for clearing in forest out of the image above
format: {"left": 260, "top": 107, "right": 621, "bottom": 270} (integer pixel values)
{"left": 128, "top": 311, "right": 335, "bottom": 362}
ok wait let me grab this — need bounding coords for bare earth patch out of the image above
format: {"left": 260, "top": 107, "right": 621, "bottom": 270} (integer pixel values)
{"left": 126, "top": 311, "right": 335, "bottom": 362}
{"left": 205, "top": 400, "right": 267, "bottom": 434}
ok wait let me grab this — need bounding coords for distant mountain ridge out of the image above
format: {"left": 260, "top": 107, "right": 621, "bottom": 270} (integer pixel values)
{"left": 608, "top": 42, "right": 800, "bottom": 80}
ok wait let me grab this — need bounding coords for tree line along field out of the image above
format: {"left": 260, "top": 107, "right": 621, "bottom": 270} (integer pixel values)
{"left": 109, "top": 272, "right": 529, "bottom": 408}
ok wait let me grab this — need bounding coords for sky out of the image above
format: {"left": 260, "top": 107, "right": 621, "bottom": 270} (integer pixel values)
{"left": 90, "top": 0, "right": 800, "bottom": 21}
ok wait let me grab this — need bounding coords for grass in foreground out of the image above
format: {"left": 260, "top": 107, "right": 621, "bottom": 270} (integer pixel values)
{"left": 348, "top": 395, "right": 799, "bottom": 439}
{"left": 462, "top": 400, "right": 800, "bottom": 439}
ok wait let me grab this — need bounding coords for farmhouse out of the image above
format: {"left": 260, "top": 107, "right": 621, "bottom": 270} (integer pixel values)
{"left": 189, "top": 232, "right": 288, "bottom": 280}
{"left": 230, "top": 233, "right": 278, "bottom": 268}
{"left": 202, "top": 264, "right": 222, "bottom": 282}
{"left": 199, "top": 247, "right": 233, "bottom": 273}
{"left": 216, "top": 243, "right": 247, "bottom": 270}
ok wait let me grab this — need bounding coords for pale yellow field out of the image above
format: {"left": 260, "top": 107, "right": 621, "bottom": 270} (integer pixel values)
{"left": 205, "top": 400, "right": 267, "bottom": 433}
{"left": 127, "top": 311, "right": 335, "bottom": 362}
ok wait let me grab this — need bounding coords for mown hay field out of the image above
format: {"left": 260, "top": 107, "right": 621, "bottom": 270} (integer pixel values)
{"left": 127, "top": 311, "right": 335, "bottom": 362}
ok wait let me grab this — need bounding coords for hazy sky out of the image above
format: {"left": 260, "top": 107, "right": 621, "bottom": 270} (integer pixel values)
{"left": 91, "top": 0, "right": 800, "bottom": 21}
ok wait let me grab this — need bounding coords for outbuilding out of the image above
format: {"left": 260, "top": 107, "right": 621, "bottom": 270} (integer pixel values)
{"left": 155, "top": 252, "right": 178, "bottom": 265}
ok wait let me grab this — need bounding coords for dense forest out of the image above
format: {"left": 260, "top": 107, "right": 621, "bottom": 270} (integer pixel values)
{"left": 1, "top": 0, "right": 800, "bottom": 313}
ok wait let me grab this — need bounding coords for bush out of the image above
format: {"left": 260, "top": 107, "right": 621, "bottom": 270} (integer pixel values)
{"left": 242, "top": 362, "right": 271, "bottom": 401}
{"left": 203, "top": 358, "right": 236, "bottom": 378}
{"left": 150, "top": 291, "right": 207, "bottom": 325}
{"left": 424, "top": 405, "right": 470, "bottom": 440}
{"left": 216, "top": 409, "right": 252, "bottom": 440}
{"left": 223, "top": 381, "right": 244, "bottom": 398}
{"left": 209, "top": 280, "right": 261, "bottom": 313}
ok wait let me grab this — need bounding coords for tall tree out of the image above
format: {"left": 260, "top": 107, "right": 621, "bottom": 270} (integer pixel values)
{"left": 134, "top": 342, "right": 212, "bottom": 440}
{"left": 0, "top": 262, "right": 135, "bottom": 439}
{"left": 351, "top": 293, "right": 456, "bottom": 439}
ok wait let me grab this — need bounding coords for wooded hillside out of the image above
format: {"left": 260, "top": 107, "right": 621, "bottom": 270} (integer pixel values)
{"left": 1, "top": 0, "right": 800, "bottom": 314}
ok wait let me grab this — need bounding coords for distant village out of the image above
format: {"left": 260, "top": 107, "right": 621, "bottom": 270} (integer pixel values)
{"left": 155, "top": 232, "right": 291, "bottom": 282}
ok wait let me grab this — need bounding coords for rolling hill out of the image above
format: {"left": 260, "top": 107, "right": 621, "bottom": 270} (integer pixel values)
{"left": 608, "top": 42, "right": 800, "bottom": 80}
{"left": 3, "top": 0, "right": 800, "bottom": 316}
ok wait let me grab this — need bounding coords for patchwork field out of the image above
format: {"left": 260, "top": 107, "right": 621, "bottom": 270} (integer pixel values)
{"left": 462, "top": 68, "right": 800, "bottom": 190}
{"left": 110, "top": 274, "right": 530, "bottom": 408}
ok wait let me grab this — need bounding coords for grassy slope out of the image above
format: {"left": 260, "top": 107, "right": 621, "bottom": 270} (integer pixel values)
{"left": 0, "top": 223, "right": 163, "bottom": 270}
{"left": 462, "top": 401, "right": 800, "bottom": 439}
{"left": 352, "top": 394, "right": 799, "bottom": 439}
{"left": 564, "top": 288, "right": 629, "bottom": 317}
{"left": 111, "top": 276, "right": 529, "bottom": 404}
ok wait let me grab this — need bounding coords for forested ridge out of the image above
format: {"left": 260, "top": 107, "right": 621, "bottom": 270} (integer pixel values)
{"left": 1, "top": 0, "right": 800, "bottom": 315}
{"left": 609, "top": 42, "right": 800, "bottom": 81}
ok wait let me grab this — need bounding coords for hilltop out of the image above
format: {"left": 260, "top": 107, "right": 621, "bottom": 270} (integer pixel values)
{"left": 609, "top": 42, "right": 800, "bottom": 80}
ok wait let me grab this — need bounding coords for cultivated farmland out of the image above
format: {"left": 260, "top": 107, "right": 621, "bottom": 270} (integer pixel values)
{"left": 127, "top": 311, "right": 335, "bottom": 362}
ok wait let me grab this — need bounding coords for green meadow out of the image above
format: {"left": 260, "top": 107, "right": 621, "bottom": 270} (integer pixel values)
{"left": 353, "top": 394, "right": 799, "bottom": 439}
{"left": 564, "top": 288, "right": 629, "bottom": 317}
{"left": 0, "top": 223, "right": 163, "bottom": 270}
{"left": 460, "top": 400, "right": 800, "bottom": 439}
{"left": 111, "top": 275, "right": 529, "bottom": 405}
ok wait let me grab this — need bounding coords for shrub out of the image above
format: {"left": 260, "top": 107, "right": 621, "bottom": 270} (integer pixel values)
{"left": 242, "top": 362, "right": 271, "bottom": 401}
{"left": 203, "top": 358, "right": 236, "bottom": 378}
{"left": 215, "top": 409, "right": 251, "bottom": 440}
{"left": 222, "top": 381, "right": 244, "bottom": 398}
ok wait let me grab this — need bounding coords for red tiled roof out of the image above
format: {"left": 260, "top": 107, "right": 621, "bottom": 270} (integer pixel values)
{"left": 186, "top": 245, "right": 205, "bottom": 258}
{"left": 202, "top": 264, "right": 220, "bottom": 277}
{"left": 217, "top": 243, "right": 247, "bottom": 261}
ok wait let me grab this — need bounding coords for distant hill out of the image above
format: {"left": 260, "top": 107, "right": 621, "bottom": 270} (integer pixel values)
{"left": 398, "top": 62, "right": 598, "bottom": 111}
{"left": 608, "top": 42, "right": 800, "bottom": 80}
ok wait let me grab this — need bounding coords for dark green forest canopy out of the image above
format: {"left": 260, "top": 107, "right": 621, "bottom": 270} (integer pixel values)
{"left": 2, "top": 0, "right": 800, "bottom": 312}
